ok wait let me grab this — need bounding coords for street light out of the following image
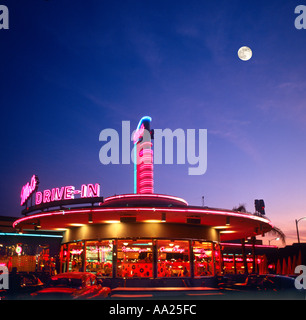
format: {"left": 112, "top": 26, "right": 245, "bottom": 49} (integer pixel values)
{"left": 268, "top": 237, "right": 279, "bottom": 245}
{"left": 295, "top": 217, "right": 306, "bottom": 244}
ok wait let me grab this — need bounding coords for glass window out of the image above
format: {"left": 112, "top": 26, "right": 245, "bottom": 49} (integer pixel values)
{"left": 85, "top": 240, "right": 113, "bottom": 277}
{"left": 68, "top": 242, "right": 84, "bottom": 272}
{"left": 157, "top": 240, "right": 190, "bottom": 277}
{"left": 222, "top": 254, "right": 235, "bottom": 274}
{"left": 214, "top": 243, "right": 221, "bottom": 275}
{"left": 222, "top": 254, "right": 263, "bottom": 274}
{"left": 193, "top": 241, "right": 213, "bottom": 276}
{"left": 117, "top": 239, "right": 153, "bottom": 278}
{"left": 60, "top": 244, "right": 68, "bottom": 273}
{"left": 236, "top": 254, "right": 254, "bottom": 274}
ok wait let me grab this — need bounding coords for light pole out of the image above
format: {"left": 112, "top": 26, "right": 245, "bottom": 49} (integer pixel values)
{"left": 295, "top": 217, "right": 306, "bottom": 244}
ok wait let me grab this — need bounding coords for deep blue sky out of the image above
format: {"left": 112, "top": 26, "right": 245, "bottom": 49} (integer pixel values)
{"left": 1, "top": 0, "right": 306, "bottom": 245}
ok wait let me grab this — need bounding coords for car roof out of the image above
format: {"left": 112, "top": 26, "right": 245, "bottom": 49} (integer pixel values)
{"left": 51, "top": 272, "right": 94, "bottom": 280}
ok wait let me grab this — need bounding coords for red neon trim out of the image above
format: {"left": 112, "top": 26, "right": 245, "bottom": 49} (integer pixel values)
{"left": 104, "top": 194, "right": 188, "bottom": 205}
{"left": 13, "top": 201, "right": 273, "bottom": 228}
{"left": 139, "top": 154, "right": 152, "bottom": 160}
{"left": 139, "top": 180, "right": 153, "bottom": 186}
{"left": 139, "top": 174, "right": 153, "bottom": 178}
{"left": 139, "top": 149, "right": 153, "bottom": 157}
{"left": 220, "top": 243, "right": 277, "bottom": 249}
{"left": 139, "top": 188, "right": 154, "bottom": 193}
{"left": 138, "top": 163, "right": 153, "bottom": 168}
{"left": 138, "top": 141, "right": 152, "bottom": 147}
{"left": 139, "top": 181, "right": 153, "bottom": 185}
{"left": 13, "top": 208, "right": 91, "bottom": 228}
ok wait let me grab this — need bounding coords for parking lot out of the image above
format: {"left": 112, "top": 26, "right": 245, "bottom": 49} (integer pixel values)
{"left": 1, "top": 272, "right": 305, "bottom": 300}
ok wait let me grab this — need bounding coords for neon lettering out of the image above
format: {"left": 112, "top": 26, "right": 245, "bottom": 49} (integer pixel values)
{"left": 88, "top": 246, "right": 112, "bottom": 254}
{"left": 36, "top": 192, "right": 42, "bottom": 205}
{"left": 122, "top": 246, "right": 151, "bottom": 253}
{"left": 51, "top": 187, "right": 65, "bottom": 201}
{"left": 87, "top": 183, "right": 100, "bottom": 197}
{"left": 81, "top": 184, "right": 87, "bottom": 198}
{"left": 159, "top": 246, "right": 185, "bottom": 254}
{"left": 64, "top": 186, "right": 75, "bottom": 200}
{"left": 28, "top": 183, "right": 100, "bottom": 206}
{"left": 43, "top": 189, "right": 51, "bottom": 203}
{"left": 20, "top": 175, "right": 39, "bottom": 205}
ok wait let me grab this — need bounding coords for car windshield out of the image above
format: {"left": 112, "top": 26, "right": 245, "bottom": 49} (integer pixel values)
{"left": 49, "top": 278, "right": 83, "bottom": 289}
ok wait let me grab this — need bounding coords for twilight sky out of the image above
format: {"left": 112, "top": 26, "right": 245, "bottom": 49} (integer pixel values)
{"left": 1, "top": 0, "right": 306, "bottom": 246}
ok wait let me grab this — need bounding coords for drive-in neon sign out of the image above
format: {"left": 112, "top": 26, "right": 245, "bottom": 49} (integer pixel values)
{"left": 20, "top": 175, "right": 39, "bottom": 205}
{"left": 20, "top": 175, "right": 101, "bottom": 206}
{"left": 35, "top": 183, "right": 100, "bottom": 205}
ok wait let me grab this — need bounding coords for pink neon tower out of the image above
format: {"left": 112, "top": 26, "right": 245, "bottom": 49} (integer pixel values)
{"left": 133, "top": 116, "right": 154, "bottom": 194}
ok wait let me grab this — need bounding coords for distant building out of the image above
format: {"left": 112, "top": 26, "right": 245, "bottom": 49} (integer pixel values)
{"left": 0, "top": 215, "right": 63, "bottom": 273}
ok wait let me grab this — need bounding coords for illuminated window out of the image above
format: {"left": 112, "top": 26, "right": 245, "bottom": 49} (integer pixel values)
{"left": 68, "top": 242, "right": 84, "bottom": 272}
{"left": 214, "top": 243, "right": 221, "bottom": 275}
{"left": 60, "top": 244, "right": 68, "bottom": 273}
{"left": 193, "top": 241, "right": 213, "bottom": 276}
{"left": 236, "top": 255, "right": 256, "bottom": 273}
{"left": 157, "top": 240, "right": 190, "bottom": 277}
{"left": 85, "top": 240, "right": 113, "bottom": 277}
{"left": 117, "top": 239, "right": 153, "bottom": 278}
{"left": 222, "top": 254, "right": 235, "bottom": 274}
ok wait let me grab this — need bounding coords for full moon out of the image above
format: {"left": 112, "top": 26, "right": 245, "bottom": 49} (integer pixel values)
{"left": 238, "top": 46, "right": 252, "bottom": 61}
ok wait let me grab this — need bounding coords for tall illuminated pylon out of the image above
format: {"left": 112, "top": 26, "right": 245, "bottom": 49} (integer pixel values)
{"left": 133, "top": 116, "right": 154, "bottom": 194}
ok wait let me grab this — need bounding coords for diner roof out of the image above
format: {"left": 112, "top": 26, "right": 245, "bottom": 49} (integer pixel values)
{"left": 13, "top": 193, "right": 273, "bottom": 241}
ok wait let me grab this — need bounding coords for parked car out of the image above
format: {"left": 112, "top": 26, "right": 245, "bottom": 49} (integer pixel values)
{"left": 31, "top": 272, "right": 111, "bottom": 300}
{"left": 0, "top": 272, "right": 44, "bottom": 300}
{"left": 219, "top": 274, "right": 305, "bottom": 299}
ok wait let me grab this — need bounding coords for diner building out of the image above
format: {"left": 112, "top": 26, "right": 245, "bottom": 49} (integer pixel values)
{"left": 9, "top": 116, "right": 276, "bottom": 285}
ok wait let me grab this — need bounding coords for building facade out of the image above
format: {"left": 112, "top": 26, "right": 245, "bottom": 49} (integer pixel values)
{"left": 3, "top": 116, "right": 279, "bottom": 285}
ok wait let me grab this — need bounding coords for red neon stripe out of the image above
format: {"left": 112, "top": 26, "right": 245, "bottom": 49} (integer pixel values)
{"left": 103, "top": 194, "right": 188, "bottom": 205}
{"left": 139, "top": 181, "right": 153, "bottom": 186}
{"left": 220, "top": 243, "right": 277, "bottom": 249}
{"left": 13, "top": 205, "right": 272, "bottom": 228}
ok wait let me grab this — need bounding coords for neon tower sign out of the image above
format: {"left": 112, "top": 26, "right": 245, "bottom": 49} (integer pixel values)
{"left": 133, "top": 116, "right": 154, "bottom": 194}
